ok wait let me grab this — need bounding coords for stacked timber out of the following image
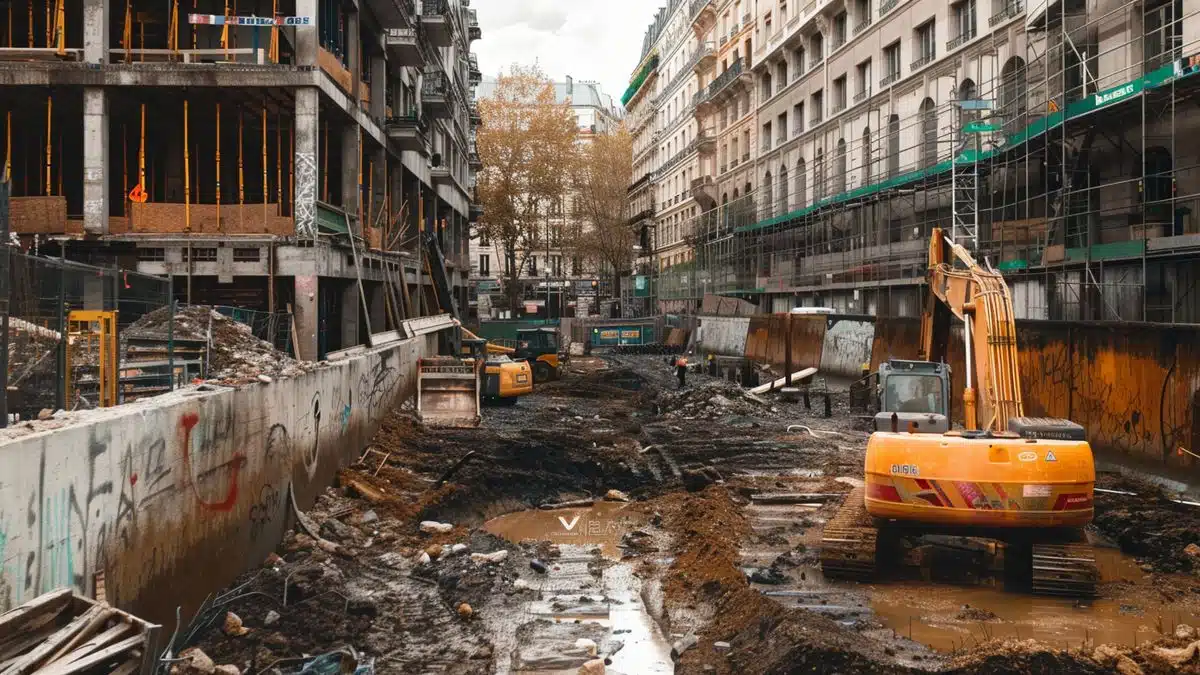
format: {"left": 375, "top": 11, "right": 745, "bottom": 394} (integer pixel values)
{"left": 0, "top": 589, "right": 160, "bottom": 675}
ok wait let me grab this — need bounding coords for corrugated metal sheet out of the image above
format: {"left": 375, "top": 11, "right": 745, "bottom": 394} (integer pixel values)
{"left": 698, "top": 316, "right": 750, "bottom": 356}
{"left": 820, "top": 318, "right": 876, "bottom": 378}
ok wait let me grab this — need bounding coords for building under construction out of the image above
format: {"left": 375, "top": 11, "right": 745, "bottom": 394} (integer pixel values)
{"left": 0, "top": 0, "right": 482, "bottom": 359}
{"left": 645, "top": 0, "right": 1199, "bottom": 324}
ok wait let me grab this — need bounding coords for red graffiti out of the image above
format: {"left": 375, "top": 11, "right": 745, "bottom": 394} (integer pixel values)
{"left": 129, "top": 473, "right": 138, "bottom": 486}
{"left": 181, "top": 412, "right": 246, "bottom": 512}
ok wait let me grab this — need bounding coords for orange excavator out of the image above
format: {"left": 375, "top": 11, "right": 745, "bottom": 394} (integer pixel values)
{"left": 821, "top": 228, "right": 1099, "bottom": 596}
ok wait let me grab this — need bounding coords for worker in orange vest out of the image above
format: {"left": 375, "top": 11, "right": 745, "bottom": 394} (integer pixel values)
{"left": 675, "top": 352, "right": 690, "bottom": 389}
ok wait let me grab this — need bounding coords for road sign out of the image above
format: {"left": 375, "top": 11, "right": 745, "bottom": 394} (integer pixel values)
{"left": 188, "top": 14, "right": 312, "bottom": 26}
{"left": 962, "top": 120, "right": 1002, "bottom": 134}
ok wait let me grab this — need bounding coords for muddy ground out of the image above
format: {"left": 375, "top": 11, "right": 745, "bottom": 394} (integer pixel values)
{"left": 184, "top": 355, "right": 1200, "bottom": 674}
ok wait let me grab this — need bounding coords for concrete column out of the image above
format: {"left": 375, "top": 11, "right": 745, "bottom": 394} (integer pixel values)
{"left": 342, "top": 124, "right": 361, "bottom": 230}
{"left": 370, "top": 54, "right": 387, "bottom": 121}
{"left": 294, "top": 275, "right": 319, "bottom": 361}
{"left": 369, "top": 283, "right": 386, "bottom": 333}
{"left": 83, "top": 88, "right": 109, "bottom": 236}
{"left": 347, "top": 10, "right": 361, "bottom": 102}
{"left": 371, "top": 147, "right": 386, "bottom": 231}
{"left": 295, "top": 0, "right": 319, "bottom": 67}
{"left": 341, "top": 281, "right": 361, "bottom": 347}
{"left": 294, "top": 88, "right": 319, "bottom": 239}
{"left": 83, "top": 0, "right": 108, "bottom": 64}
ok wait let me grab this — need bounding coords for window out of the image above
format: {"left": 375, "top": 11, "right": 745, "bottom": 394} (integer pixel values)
{"left": 528, "top": 256, "right": 538, "bottom": 276}
{"left": 811, "top": 33, "right": 824, "bottom": 63}
{"left": 920, "top": 98, "right": 937, "bottom": 166}
{"left": 793, "top": 102, "right": 804, "bottom": 135}
{"left": 1000, "top": 57, "right": 1027, "bottom": 123}
{"left": 833, "top": 75, "right": 847, "bottom": 112}
{"left": 479, "top": 229, "right": 489, "bottom": 246}
{"left": 776, "top": 60, "right": 788, "bottom": 89}
{"left": 835, "top": 138, "right": 847, "bottom": 193}
{"left": 184, "top": 247, "right": 218, "bottom": 262}
{"left": 887, "top": 114, "right": 900, "bottom": 177}
{"left": 813, "top": 148, "right": 825, "bottom": 199}
{"left": 913, "top": 20, "right": 935, "bottom": 69}
{"left": 833, "top": 12, "right": 848, "bottom": 48}
{"left": 762, "top": 121, "right": 773, "bottom": 151}
{"left": 793, "top": 46, "right": 806, "bottom": 75}
{"left": 885, "top": 374, "right": 946, "bottom": 414}
{"left": 479, "top": 254, "right": 491, "bottom": 275}
{"left": 233, "top": 247, "right": 261, "bottom": 262}
{"left": 951, "top": 0, "right": 976, "bottom": 47}
{"left": 742, "top": 129, "right": 750, "bottom": 159}
{"left": 795, "top": 157, "right": 807, "bottom": 207}
{"left": 572, "top": 257, "right": 582, "bottom": 276}
{"left": 138, "top": 248, "right": 165, "bottom": 262}
{"left": 882, "top": 41, "right": 901, "bottom": 85}
{"left": 811, "top": 89, "right": 824, "bottom": 125}
{"left": 777, "top": 113, "right": 787, "bottom": 144}
{"left": 861, "top": 127, "right": 872, "bottom": 184}
{"left": 763, "top": 171, "right": 773, "bottom": 217}
{"left": 854, "top": 0, "right": 871, "bottom": 30}
{"left": 780, "top": 0, "right": 789, "bottom": 24}
{"left": 779, "top": 165, "right": 789, "bottom": 213}
{"left": 856, "top": 59, "right": 872, "bottom": 101}
{"left": 550, "top": 255, "right": 563, "bottom": 277}
{"left": 761, "top": 71, "right": 773, "bottom": 99}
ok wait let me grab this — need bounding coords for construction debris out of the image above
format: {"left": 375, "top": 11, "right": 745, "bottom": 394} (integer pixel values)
{"left": 126, "top": 305, "right": 314, "bottom": 384}
{"left": 0, "top": 588, "right": 160, "bottom": 675}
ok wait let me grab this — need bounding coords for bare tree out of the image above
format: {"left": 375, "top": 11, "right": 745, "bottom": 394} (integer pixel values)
{"left": 476, "top": 65, "right": 579, "bottom": 312}
{"left": 571, "top": 125, "right": 634, "bottom": 301}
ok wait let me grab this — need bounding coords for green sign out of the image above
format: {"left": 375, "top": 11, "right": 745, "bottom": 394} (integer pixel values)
{"left": 633, "top": 275, "right": 650, "bottom": 298}
{"left": 962, "top": 120, "right": 1001, "bottom": 134}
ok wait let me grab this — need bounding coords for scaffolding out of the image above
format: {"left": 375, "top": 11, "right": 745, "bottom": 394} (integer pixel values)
{"left": 649, "top": 0, "right": 1200, "bottom": 323}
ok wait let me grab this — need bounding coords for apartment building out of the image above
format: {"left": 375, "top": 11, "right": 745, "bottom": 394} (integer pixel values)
{"left": 656, "top": 0, "right": 1200, "bottom": 323}
{"left": 0, "top": 0, "right": 482, "bottom": 359}
{"left": 470, "top": 78, "right": 621, "bottom": 318}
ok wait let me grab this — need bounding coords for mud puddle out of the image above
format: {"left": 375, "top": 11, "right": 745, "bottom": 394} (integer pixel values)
{"left": 869, "top": 546, "right": 1200, "bottom": 652}
{"left": 484, "top": 504, "right": 675, "bottom": 674}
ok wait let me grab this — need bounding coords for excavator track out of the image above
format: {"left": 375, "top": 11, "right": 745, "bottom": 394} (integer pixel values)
{"left": 820, "top": 487, "right": 879, "bottom": 580}
{"left": 1030, "top": 543, "right": 1098, "bottom": 597}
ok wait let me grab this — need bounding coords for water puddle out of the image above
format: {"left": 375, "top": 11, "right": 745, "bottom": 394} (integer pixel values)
{"left": 483, "top": 504, "right": 675, "bottom": 673}
{"left": 870, "top": 548, "right": 1200, "bottom": 652}
{"left": 483, "top": 502, "right": 638, "bottom": 559}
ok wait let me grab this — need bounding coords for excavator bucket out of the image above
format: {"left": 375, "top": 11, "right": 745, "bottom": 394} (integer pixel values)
{"left": 416, "top": 357, "right": 482, "bottom": 428}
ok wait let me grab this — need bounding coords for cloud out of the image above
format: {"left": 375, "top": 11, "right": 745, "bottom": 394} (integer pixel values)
{"left": 471, "top": 0, "right": 667, "bottom": 106}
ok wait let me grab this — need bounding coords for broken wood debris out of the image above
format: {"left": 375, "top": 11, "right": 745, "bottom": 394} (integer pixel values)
{"left": 0, "top": 589, "right": 159, "bottom": 675}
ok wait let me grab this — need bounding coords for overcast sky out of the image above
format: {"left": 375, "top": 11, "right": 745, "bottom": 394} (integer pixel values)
{"left": 470, "top": 0, "right": 665, "bottom": 108}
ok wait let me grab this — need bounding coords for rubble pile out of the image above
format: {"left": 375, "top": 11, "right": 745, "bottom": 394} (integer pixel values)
{"left": 653, "top": 379, "right": 780, "bottom": 419}
{"left": 126, "top": 306, "right": 314, "bottom": 384}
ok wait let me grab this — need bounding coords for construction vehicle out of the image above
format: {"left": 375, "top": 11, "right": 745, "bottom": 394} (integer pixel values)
{"left": 415, "top": 232, "right": 532, "bottom": 423}
{"left": 511, "top": 327, "right": 565, "bottom": 383}
{"left": 822, "top": 228, "right": 1098, "bottom": 596}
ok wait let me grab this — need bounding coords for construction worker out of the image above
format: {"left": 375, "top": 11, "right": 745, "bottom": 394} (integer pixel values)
{"left": 675, "top": 351, "right": 690, "bottom": 389}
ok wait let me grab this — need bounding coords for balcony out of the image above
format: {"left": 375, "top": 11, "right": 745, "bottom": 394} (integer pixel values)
{"left": 731, "top": 157, "right": 740, "bottom": 168}
{"left": 911, "top": 54, "right": 935, "bottom": 71}
{"left": 879, "top": 0, "right": 898, "bottom": 16}
{"left": 989, "top": 1, "right": 1023, "bottom": 26}
{"left": 741, "top": 152, "right": 750, "bottom": 163}
{"left": 386, "top": 112, "right": 429, "bottom": 153}
{"left": 420, "top": 0, "right": 452, "bottom": 47}
{"left": 364, "top": 0, "right": 414, "bottom": 29}
{"left": 691, "top": 0, "right": 717, "bottom": 36}
{"left": 468, "top": 9, "right": 482, "bottom": 41}
{"left": 880, "top": 72, "right": 900, "bottom": 87}
{"left": 469, "top": 204, "right": 484, "bottom": 222}
{"left": 469, "top": 101, "right": 482, "bottom": 126}
{"left": 854, "top": 89, "right": 869, "bottom": 103}
{"left": 696, "top": 58, "right": 746, "bottom": 108}
{"left": 385, "top": 28, "right": 424, "bottom": 66}
{"left": 627, "top": 172, "right": 652, "bottom": 194}
{"left": 468, "top": 53, "right": 482, "bottom": 85}
{"left": 697, "top": 131, "right": 716, "bottom": 154}
{"left": 854, "top": 16, "right": 872, "bottom": 35}
{"left": 810, "top": 113, "right": 823, "bottom": 126}
{"left": 693, "top": 41, "right": 717, "bottom": 73}
{"left": 431, "top": 165, "right": 453, "bottom": 186}
{"left": 468, "top": 150, "right": 482, "bottom": 170}
{"left": 947, "top": 29, "right": 976, "bottom": 51}
{"left": 832, "top": 100, "right": 846, "bottom": 114}
{"left": 422, "top": 69, "right": 451, "bottom": 118}
{"left": 692, "top": 176, "right": 717, "bottom": 210}
{"left": 628, "top": 207, "right": 656, "bottom": 224}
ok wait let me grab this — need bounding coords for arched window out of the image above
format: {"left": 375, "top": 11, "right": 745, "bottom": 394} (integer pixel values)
{"left": 861, "top": 127, "right": 872, "bottom": 185}
{"left": 722, "top": 192, "right": 729, "bottom": 204}
{"left": 835, "top": 139, "right": 847, "bottom": 193}
{"left": 920, "top": 98, "right": 937, "bottom": 167}
{"left": 887, "top": 114, "right": 900, "bottom": 177}
{"left": 1000, "top": 57, "right": 1027, "bottom": 125}
{"left": 763, "top": 171, "right": 774, "bottom": 218}
{"left": 796, "top": 157, "right": 807, "bottom": 207}
{"left": 733, "top": 187, "right": 740, "bottom": 199}
{"left": 958, "top": 78, "right": 977, "bottom": 129}
{"left": 779, "top": 164, "right": 789, "bottom": 213}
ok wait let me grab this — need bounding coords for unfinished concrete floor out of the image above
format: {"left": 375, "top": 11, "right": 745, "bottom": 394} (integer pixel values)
{"left": 181, "top": 354, "right": 1200, "bottom": 674}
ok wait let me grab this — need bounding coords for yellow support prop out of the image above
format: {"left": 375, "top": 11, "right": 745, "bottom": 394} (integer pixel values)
{"left": 167, "top": 0, "right": 178, "bottom": 55}
{"left": 238, "top": 110, "right": 244, "bottom": 205}
{"left": 276, "top": 114, "right": 282, "bottom": 209}
{"left": 53, "top": 0, "right": 64, "bottom": 56}
{"left": 184, "top": 98, "right": 190, "bottom": 232}
{"left": 123, "top": 0, "right": 132, "bottom": 62}
{"left": 138, "top": 103, "right": 146, "bottom": 196}
{"left": 221, "top": 0, "right": 229, "bottom": 58}
{"left": 4, "top": 110, "right": 10, "bottom": 182}
{"left": 262, "top": 105, "right": 268, "bottom": 222}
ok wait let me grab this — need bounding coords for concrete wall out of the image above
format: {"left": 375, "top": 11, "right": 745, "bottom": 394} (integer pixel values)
{"left": 696, "top": 316, "right": 751, "bottom": 356}
{"left": 819, "top": 316, "right": 875, "bottom": 378}
{"left": 0, "top": 334, "right": 435, "bottom": 624}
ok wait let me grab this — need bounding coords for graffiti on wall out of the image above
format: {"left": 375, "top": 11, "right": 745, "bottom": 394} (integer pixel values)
{"left": 294, "top": 152, "right": 318, "bottom": 239}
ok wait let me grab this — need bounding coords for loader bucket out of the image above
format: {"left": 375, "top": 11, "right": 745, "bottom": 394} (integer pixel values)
{"left": 417, "top": 357, "right": 482, "bottom": 428}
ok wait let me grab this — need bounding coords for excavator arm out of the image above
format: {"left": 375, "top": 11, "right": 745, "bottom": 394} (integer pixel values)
{"left": 918, "top": 228, "right": 1024, "bottom": 432}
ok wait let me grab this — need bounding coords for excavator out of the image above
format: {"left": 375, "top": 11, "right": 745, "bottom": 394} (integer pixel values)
{"left": 821, "top": 228, "right": 1099, "bottom": 596}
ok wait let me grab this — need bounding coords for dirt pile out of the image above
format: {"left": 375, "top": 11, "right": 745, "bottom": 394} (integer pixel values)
{"left": 126, "top": 306, "right": 313, "bottom": 384}
{"left": 653, "top": 379, "right": 780, "bottom": 419}
{"left": 1094, "top": 473, "right": 1200, "bottom": 575}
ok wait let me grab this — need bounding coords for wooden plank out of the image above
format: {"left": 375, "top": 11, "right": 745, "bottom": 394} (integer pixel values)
{"left": 44, "top": 608, "right": 114, "bottom": 665}
{"left": 0, "top": 589, "right": 72, "bottom": 640}
{"left": 0, "top": 604, "right": 105, "bottom": 675}
{"left": 44, "top": 623, "right": 131, "bottom": 670}
{"left": 34, "top": 635, "right": 143, "bottom": 675}
{"left": 0, "top": 625, "right": 58, "bottom": 668}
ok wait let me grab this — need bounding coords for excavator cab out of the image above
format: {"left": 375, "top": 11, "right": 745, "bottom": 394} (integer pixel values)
{"left": 874, "top": 360, "right": 951, "bottom": 434}
{"left": 464, "top": 337, "right": 534, "bottom": 404}
{"left": 514, "top": 327, "right": 566, "bottom": 383}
